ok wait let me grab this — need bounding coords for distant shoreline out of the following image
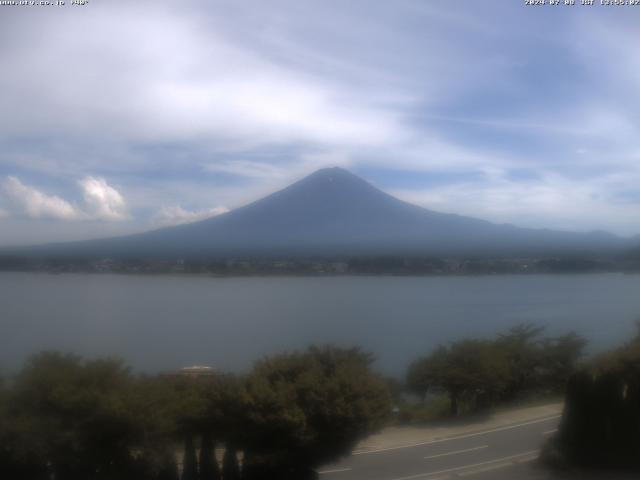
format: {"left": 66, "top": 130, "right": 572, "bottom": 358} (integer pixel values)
{"left": 1, "top": 268, "right": 639, "bottom": 279}
{"left": 2, "top": 252, "right": 640, "bottom": 277}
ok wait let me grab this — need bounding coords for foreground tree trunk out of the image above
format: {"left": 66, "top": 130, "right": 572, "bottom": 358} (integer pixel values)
{"left": 182, "top": 434, "right": 198, "bottom": 480}
{"left": 221, "top": 445, "right": 240, "bottom": 480}
{"left": 199, "top": 432, "right": 220, "bottom": 480}
{"left": 157, "top": 452, "right": 179, "bottom": 480}
{"left": 449, "top": 391, "right": 459, "bottom": 416}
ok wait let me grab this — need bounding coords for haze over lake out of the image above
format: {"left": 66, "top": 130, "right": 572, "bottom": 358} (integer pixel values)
{"left": 2, "top": 272, "right": 640, "bottom": 376}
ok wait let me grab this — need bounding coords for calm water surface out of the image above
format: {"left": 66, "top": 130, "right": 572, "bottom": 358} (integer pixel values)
{"left": 2, "top": 272, "right": 640, "bottom": 375}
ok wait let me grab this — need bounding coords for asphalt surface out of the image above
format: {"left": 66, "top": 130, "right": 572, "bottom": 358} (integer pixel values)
{"left": 317, "top": 414, "right": 563, "bottom": 480}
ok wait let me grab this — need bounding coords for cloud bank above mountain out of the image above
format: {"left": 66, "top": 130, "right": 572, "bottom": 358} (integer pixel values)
{"left": 0, "top": 1, "right": 639, "bottom": 245}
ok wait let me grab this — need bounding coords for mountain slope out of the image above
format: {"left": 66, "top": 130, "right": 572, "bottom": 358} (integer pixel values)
{"left": 13, "top": 168, "right": 631, "bottom": 258}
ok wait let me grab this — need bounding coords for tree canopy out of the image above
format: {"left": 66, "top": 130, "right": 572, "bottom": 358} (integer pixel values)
{"left": 549, "top": 323, "right": 640, "bottom": 470}
{"left": 0, "top": 346, "right": 391, "bottom": 480}
{"left": 407, "top": 325, "right": 586, "bottom": 416}
{"left": 241, "top": 346, "right": 391, "bottom": 479}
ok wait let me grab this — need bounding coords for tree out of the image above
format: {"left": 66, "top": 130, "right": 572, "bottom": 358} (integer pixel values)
{"left": 198, "top": 374, "right": 247, "bottom": 448}
{"left": 182, "top": 434, "right": 198, "bottom": 480}
{"left": 129, "top": 370, "right": 247, "bottom": 480}
{"left": 127, "top": 375, "right": 190, "bottom": 480}
{"left": 539, "top": 332, "right": 587, "bottom": 392}
{"left": 0, "top": 373, "right": 49, "bottom": 480}
{"left": 241, "top": 346, "right": 391, "bottom": 478}
{"left": 221, "top": 445, "right": 240, "bottom": 480}
{"left": 156, "top": 452, "right": 180, "bottom": 480}
{"left": 406, "top": 343, "right": 459, "bottom": 405}
{"left": 546, "top": 329, "right": 639, "bottom": 471}
{"left": 408, "top": 341, "right": 510, "bottom": 416}
{"left": 495, "top": 323, "right": 546, "bottom": 400}
{"left": 407, "top": 326, "right": 588, "bottom": 417}
{"left": 198, "top": 432, "right": 220, "bottom": 480}
{"left": 7, "top": 352, "right": 139, "bottom": 480}
{"left": 406, "top": 357, "right": 434, "bottom": 402}
{"left": 0, "top": 347, "right": 391, "bottom": 480}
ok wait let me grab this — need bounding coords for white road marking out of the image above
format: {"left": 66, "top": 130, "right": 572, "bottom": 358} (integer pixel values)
{"left": 542, "top": 429, "right": 557, "bottom": 435}
{"left": 388, "top": 450, "right": 539, "bottom": 480}
{"left": 514, "top": 455, "right": 539, "bottom": 464}
{"left": 352, "top": 415, "right": 561, "bottom": 455}
{"left": 457, "top": 461, "right": 513, "bottom": 476}
{"left": 423, "top": 445, "right": 488, "bottom": 460}
{"left": 318, "top": 467, "right": 352, "bottom": 475}
{"left": 460, "top": 452, "right": 538, "bottom": 476}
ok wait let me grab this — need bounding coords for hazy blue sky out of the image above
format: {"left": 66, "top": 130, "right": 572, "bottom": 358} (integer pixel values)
{"left": 1, "top": 0, "right": 639, "bottom": 245}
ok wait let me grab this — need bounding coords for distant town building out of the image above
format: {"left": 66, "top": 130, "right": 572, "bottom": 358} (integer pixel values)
{"left": 162, "top": 365, "right": 217, "bottom": 378}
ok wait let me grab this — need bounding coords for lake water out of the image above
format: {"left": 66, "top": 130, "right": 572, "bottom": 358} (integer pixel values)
{"left": 1, "top": 272, "right": 640, "bottom": 376}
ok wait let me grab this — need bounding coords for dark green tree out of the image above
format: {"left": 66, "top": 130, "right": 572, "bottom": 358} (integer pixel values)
{"left": 408, "top": 326, "right": 587, "bottom": 416}
{"left": 8, "top": 352, "right": 139, "bottom": 480}
{"left": 406, "top": 346, "right": 454, "bottom": 403}
{"left": 409, "top": 341, "right": 510, "bottom": 415}
{"left": 156, "top": 453, "right": 180, "bottom": 480}
{"left": 182, "top": 434, "right": 198, "bottom": 480}
{"left": 540, "top": 332, "right": 587, "bottom": 392}
{"left": 198, "top": 432, "right": 220, "bottom": 480}
{"left": 242, "top": 346, "right": 391, "bottom": 479}
{"left": 0, "top": 373, "right": 49, "bottom": 480}
{"left": 495, "top": 323, "right": 546, "bottom": 400}
{"left": 549, "top": 328, "right": 640, "bottom": 471}
{"left": 221, "top": 445, "right": 240, "bottom": 480}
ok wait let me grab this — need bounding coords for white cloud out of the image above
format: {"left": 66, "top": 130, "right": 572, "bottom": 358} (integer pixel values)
{"left": 392, "top": 168, "right": 640, "bottom": 236}
{"left": 154, "top": 205, "right": 229, "bottom": 227}
{"left": 1, "top": 2, "right": 640, "bottom": 241}
{"left": 203, "top": 152, "right": 354, "bottom": 183}
{"left": 0, "top": 208, "right": 9, "bottom": 219}
{"left": 78, "top": 177, "right": 128, "bottom": 221}
{"left": 0, "top": 2, "right": 533, "bottom": 188}
{"left": 1, "top": 176, "right": 129, "bottom": 223}
{"left": 203, "top": 161, "right": 290, "bottom": 180}
{"left": 0, "top": 4, "right": 408, "bottom": 151}
{"left": 3, "top": 176, "right": 81, "bottom": 220}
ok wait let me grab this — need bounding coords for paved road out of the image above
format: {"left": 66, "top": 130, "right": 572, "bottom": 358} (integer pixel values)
{"left": 318, "top": 414, "right": 561, "bottom": 480}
